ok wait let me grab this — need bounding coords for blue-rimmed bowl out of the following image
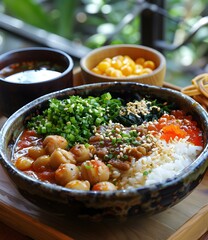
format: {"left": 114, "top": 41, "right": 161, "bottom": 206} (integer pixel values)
{"left": 0, "top": 82, "right": 208, "bottom": 219}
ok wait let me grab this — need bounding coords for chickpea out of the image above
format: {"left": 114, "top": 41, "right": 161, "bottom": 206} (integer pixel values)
{"left": 65, "top": 180, "right": 90, "bottom": 191}
{"left": 69, "top": 144, "right": 92, "bottom": 163}
{"left": 92, "top": 181, "right": 117, "bottom": 191}
{"left": 43, "top": 135, "right": 68, "bottom": 155}
{"left": 28, "top": 146, "right": 46, "bottom": 160}
{"left": 50, "top": 148, "right": 76, "bottom": 170}
{"left": 32, "top": 155, "right": 50, "bottom": 172}
{"left": 15, "top": 156, "right": 33, "bottom": 170}
{"left": 55, "top": 163, "right": 79, "bottom": 186}
{"left": 80, "top": 159, "right": 110, "bottom": 185}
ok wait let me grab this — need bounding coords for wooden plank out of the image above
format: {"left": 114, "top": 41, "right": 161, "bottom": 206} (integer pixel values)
{"left": 168, "top": 204, "right": 208, "bottom": 240}
{"left": 0, "top": 202, "right": 74, "bottom": 240}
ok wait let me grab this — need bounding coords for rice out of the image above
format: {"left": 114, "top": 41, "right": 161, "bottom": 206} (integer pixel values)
{"left": 118, "top": 138, "right": 202, "bottom": 189}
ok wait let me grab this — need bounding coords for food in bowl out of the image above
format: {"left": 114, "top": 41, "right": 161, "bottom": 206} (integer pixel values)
{"left": 91, "top": 55, "right": 156, "bottom": 77}
{"left": 0, "top": 60, "right": 65, "bottom": 83}
{"left": 0, "top": 47, "right": 74, "bottom": 117}
{"left": 12, "top": 91, "right": 203, "bottom": 191}
{"left": 80, "top": 44, "right": 166, "bottom": 86}
{"left": 1, "top": 82, "right": 208, "bottom": 218}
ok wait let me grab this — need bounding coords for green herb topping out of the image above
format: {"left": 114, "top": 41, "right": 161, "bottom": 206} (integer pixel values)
{"left": 27, "top": 93, "right": 122, "bottom": 147}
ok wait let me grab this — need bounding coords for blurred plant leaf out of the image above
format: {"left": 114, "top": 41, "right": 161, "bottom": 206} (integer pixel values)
{"left": 55, "top": 0, "right": 79, "bottom": 39}
{"left": 85, "top": 33, "right": 107, "bottom": 48}
{"left": 3, "top": 0, "right": 55, "bottom": 32}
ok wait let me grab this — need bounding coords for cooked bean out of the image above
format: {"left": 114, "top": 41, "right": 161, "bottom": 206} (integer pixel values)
{"left": 28, "top": 146, "right": 46, "bottom": 160}
{"left": 70, "top": 144, "right": 92, "bottom": 163}
{"left": 50, "top": 148, "right": 76, "bottom": 170}
{"left": 92, "top": 181, "right": 117, "bottom": 191}
{"left": 15, "top": 156, "right": 33, "bottom": 170}
{"left": 65, "top": 180, "right": 90, "bottom": 191}
{"left": 80, "top": 159, "right": 110, "bottom": 185}
{"left": 43, "top": 135, "right": 68, "bottom": 155}
{"left": 32, "top": 155, "right": 50, "bottom": 172}
{"left": 55, "top": 163, "right": 79, "bottom": 186}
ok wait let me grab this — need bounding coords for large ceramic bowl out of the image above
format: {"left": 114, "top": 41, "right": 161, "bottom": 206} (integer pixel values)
{"left": 80, "top": 44, "right": 166, "bottom": 86}
{"left": 0, "top": 82, "right": 208, "bottom": 219}
{"left": 0, "top": 47, "right": 74, "bottom": 117}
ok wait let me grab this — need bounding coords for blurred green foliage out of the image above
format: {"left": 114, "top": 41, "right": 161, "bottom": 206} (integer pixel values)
{"left": 2, "top": 0, "right": 54, "bottom": 31}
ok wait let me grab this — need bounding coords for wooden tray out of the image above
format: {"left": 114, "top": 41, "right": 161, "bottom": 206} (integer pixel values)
{"left": 0, "top": 70, "right": 208, "bottom": 240}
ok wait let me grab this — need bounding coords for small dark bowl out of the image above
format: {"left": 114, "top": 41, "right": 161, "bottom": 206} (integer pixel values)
{"left": 0, "top": 47, "right": 74, "bottom": 117}
{"left": 0, "top": 82, "right": 208, "bottom": 219}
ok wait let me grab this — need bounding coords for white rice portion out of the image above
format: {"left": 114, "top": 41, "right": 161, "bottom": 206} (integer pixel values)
{"left": 119, "top": 138, "right": 202, "bottom": 189}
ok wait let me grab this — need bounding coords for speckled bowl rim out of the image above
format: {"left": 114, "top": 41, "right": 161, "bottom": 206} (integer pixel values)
{"left": 0, "top": 47, "right": 74, "bottom": 85}
{"left": 0, "top": 81, "right": 208, "bottom": 199}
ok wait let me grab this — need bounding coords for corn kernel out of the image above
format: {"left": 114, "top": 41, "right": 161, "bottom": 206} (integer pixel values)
{"left": 110, "top": 69, "right": 123, "bottom": 77}
{"left": 112, "top": 55, "right": 124, "bottom": 62}
{"left": 127, "top": 75, "right": 137, "bottom": 78}
{"left": 141, "top": 68, "right": 153, "bottom": 75}
{"left": 91, "top": 55, "right": 156, "bottom": 78}
{"left": 135, "top": 57, "right": 145, "bottom": 65}
{"left": 111, "top": 59, "right": 122, "bottom": 69}
{"left": 97, "top": 61, "right": 111, "bottom": 72}
{"left": 122, "top": 55, "right": 131, "bottom": 64}
{"left": 92, "top": 67, "right": 102, "bottom": 75}
{"left": 105, "top": 67, "right": 116, "bottom": 76}
{"left": 121, "top": 65, "right": 133, "bottom": 76}
{"left": 134, "top": 64, "right": 143, "bottom": 75}
{"left": 103, "top": 58, "right": 112, "bottom": 63}
{"left": 143, "top": 60, "right": 155, "bottom": 70}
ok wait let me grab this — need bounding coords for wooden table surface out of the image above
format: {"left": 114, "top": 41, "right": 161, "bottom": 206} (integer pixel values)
{"left": 0, "top": 115, "right": 30, "bottom": 240}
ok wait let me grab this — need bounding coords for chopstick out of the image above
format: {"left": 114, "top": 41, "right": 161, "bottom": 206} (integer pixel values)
{"left": 0, "top": 202, "right": 74, "bottom": 240}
